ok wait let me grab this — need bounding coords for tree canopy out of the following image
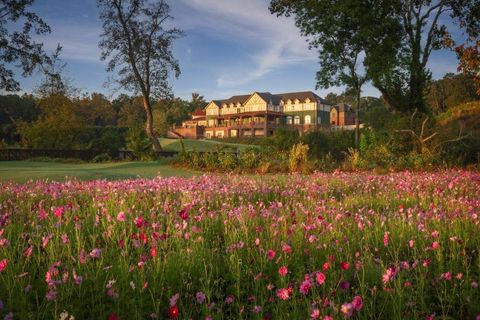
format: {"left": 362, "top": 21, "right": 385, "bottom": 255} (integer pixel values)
{"left": 97, "top": 0, "right": 184, "bottom": 151}
{"left": 270, "top": 0, "right": 480, "bottom": 114}
{"left": 0, "top": 0, "right": 59, "bottom": 91}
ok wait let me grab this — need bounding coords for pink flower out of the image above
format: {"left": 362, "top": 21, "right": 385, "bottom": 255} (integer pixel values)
{"left": 23, "top": 246, "right": 33, "bottom": 257}
{"left": 352, "top": 296, "right": 363, "bottom": 311}
{"left": 267, "top": 250, "right": 276, "bottom": 261}
{"left": 322, "top": 262, "right": 330, "bottom": 271}
{"left": 117, "top": 212, "right": 126, "bottom": 222}
{"left": 179, "top": 208, "right": 188, "bottom": 220}
{"left": 0, "top": 259, "right": 7, "bottom": 272}
{"left": 196, "top": 291, "right": 206, "bottom": 304}
{"left": 341, "top": 261, "right": 350, "bottom": 270}
{"left": 409, "top": 240, "right": 415, "bottom": 248}
{"left": 225, "top": 295, "right": 234, "bottom": 305}
{"left": 431, "top": 241, "right": 440, "bottom": 250}
{"left": 38, "top": 208, "right": 48, "bottom": 220}
{"left": 341, "top": 303, "right": 354, "bottom": 317}
{"left": 441, "top": 272, "right": 452, "bottom": 281}
{"left": 54, "top": 206, "right": 64, "bottom": 218}
{"left": 170, "top": 293, "right": 179, "bottom": 307}
{"left": 89, "top": 248, "right": 102, "bottom": 259}
{"left": 278, "top": 265, "right": 288, "bottom": 277}
{"left": 383, "top": 231, "right": 390, "bottom": 247}
{"left": 276, "top": 288, "right": 290, "bottom": 300}
{"left": 316, "top": 272, "right": 326, "bottom": 285}
{"left": 456, "top": 273, "right": 463, "bottom": 280}
{"left": 299, "top": 277, "right": 312, "bottom": 295}
{"left": 282, "top": 243, "right": 291, "bottom": 254}
{"left": 310, "top": 308, "right": 320, "bottom": 319}
{"left": 135, "top": 216, "right": 144, "bottom": 228}
{"left": 382, "top": 266, "right": 397, "bottom": 285}
{"left": 323, "top": 317, "right": 333, "bottom": 320}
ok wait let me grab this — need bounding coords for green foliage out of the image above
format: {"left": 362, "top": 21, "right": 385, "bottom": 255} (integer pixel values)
{"left": 425, "top": 73, "right": 478, "bottom": 115}
{"left": 218, "top": 152, "right": 238, "bottom": 171}
{"left": 270, "top": 128, "right": 300, "bottom": 151}
{"left": 126, "top": 126, "right": 154, "bottom": 160}
{"left": 239, "top": 147, "right": 261, "bottom": 169}
{"left": 17, "top": 94, "right": 86, "bottom": 149}
{"left": 91, "top": 153, "right": 112, "bottom": 163}
{"left": 288, "top": 143, "right": 310, "bottom": 173}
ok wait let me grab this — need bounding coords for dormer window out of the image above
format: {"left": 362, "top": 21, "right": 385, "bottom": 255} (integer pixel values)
{"left": 237, "top": 108, "right": 241, "bottom": 113}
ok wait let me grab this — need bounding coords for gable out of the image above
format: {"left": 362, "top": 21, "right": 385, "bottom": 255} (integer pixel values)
{"left": 243, "top": 92, "right": 268, "bottom": 107}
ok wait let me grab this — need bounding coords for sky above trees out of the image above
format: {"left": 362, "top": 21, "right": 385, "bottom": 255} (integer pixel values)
{"left": 5, "top": 0, "right": 464, "bottom": 101}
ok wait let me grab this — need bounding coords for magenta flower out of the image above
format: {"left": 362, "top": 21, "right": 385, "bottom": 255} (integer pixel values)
{"left": 170, "top": 293, "right": 179, "bottom": 307}
{"left": 299, "top": 277, "right": 312, "bottom": 295}
{"left": 276, "top": 288, "right": 290, "bottom": 300}
{"left": 352, "top": 296, "right": 363, "bottom": 311}
{"left": 382, "top": 266, "right": 397, "bottom": 285}
{"left": 196, "top": 291, "right": 206, "bottom": 304}
{"left": 384, "top": 231, "right": 390, "bottom": 247}
{"left": 316, "top": 272, "right": 326, "bottom": 285}
{"left": 278, "top": 265, "right": 288, "bottom": 277}
{"left": 0, "top": 259, "right": 6, "bottom": 272}
{"left": 431, "top": 241, "right": 440, "bottom": 250}
{"left": 54, "top": 207, "right": 64, "bottom": 218}
{"left": 225, "top": 295, "right": 234, "bottom": 305}
{"left": 266, "top": 250, "right": 276, "bottom": 261}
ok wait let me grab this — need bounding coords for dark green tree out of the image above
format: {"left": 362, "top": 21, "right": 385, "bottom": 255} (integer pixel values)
{"left": 189, "top": 92, "right": 207, "bottom": 112}
{"left": 270, "top": 0, "right": 480, "bottom": 114}
{"left": 97, "top": 0, "right": 184, "bottom": 151}
{"left": 0, "top": 0, "right": 59, "bottom": 91}
{"left": 270, "top": 0, "right": 369, "bottom": 147}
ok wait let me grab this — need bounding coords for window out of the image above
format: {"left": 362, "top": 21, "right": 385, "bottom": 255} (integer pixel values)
{"left": 305, "top": 115, "right": 311, "bottom": 124}
{"left": 286, "top": 116, "right": 293, "bottom": 124}
{"left": 317, "top": 116, "right": 322, "bottom": 124}
{"left": 237, "top": 108, "right": 241, "bottom": 113}
{"left": 294, "top": 116, "right": 300, "bottom": 124}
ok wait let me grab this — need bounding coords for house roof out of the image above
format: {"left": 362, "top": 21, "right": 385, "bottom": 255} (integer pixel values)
{"left": 209, "top": 91, "right": 332, "bottom": 109}
{"left": 223, "top": 94, "right": 251, "bottom": 105}
{"left": 192, "top": 109, "right": 206, "bottom": 116}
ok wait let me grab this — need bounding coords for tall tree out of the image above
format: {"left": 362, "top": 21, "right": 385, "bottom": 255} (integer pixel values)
{"left": 189, "top": 92, "right": 207, "bottom": 112}
{"left": 270, "top": 0, "right": 368, "bottom": 147}
{"left": 0, "top": 0, "right": 59, "bottom": 91}
{"left": 270, "top": 0, "right": 480, "bottom": 114}
{"left": 365, "top": 0, "right": 479, "bottom": 113}
{"left": 97, "top": 0, "right": 184, "bottom": 151}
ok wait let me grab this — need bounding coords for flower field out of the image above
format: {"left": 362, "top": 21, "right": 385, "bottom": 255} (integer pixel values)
{"left": 0, "top": 171, "right": 479, "bottom": 320}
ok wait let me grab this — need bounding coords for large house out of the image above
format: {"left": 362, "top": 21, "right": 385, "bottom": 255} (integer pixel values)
{"left": 170, "top": 91, "right": 358, "bottom": 139}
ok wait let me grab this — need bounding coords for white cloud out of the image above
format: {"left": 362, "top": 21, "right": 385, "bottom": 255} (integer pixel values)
{"left": 175, "top": 0, "right": 316, "bottom": 89}
{"left": 37, "top": 24, "right": 103, "bottom": 64}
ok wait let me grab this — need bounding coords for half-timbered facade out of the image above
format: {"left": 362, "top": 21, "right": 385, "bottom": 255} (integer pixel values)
{"left": 203, "top": 91, "right": 333, "bottom": 138}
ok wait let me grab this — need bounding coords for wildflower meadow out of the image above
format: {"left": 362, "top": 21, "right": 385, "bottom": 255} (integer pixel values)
{"left": 0, "top": 171, "right": 479, "bottom": 319}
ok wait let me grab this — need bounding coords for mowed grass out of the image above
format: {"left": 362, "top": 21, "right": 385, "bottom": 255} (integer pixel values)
{"left": 0, "top": 161, "right": 197, "bottom": 182}
{"left": 160, "top": 138, "right": 255, "bottom": 152}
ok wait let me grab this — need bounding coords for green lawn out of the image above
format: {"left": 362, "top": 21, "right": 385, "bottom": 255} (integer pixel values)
{"left": 160, "top": 138, "right": 255, "bottom": 152}
{"left": 0, "top": 161, "right": 197, "bottom": 183}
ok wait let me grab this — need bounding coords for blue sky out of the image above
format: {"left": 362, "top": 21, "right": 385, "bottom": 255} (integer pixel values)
{"left": 7, "top": 0, "right": 462, "bottom": 101}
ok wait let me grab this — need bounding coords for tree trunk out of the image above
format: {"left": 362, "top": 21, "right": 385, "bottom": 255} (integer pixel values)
{"left": 355, "top": 90, "right": 360, "bottom": 149}
{"left": 142, "top": 97, "right": 162, "bottom": 152}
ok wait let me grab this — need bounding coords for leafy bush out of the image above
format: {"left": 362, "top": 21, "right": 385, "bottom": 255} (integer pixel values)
{"left": 239, "top": 147, "right": 261, "bottom": 169}
{"left": 202, "top": 152, "right": 217, "bottom": 171}
{"left": 270, "top": 128, "right": 300, "bottom": 151}
{"left": 218, "top": 152, "right": 237, "bottom": 171}
{"left": 289, "top": 143, "right": 309, "bottom": 173}
{"left": 92, "top": 153, "right": 112, "bottom": 163}
{"left": 126, "top": 126, "right": 154, "bottom": 160}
